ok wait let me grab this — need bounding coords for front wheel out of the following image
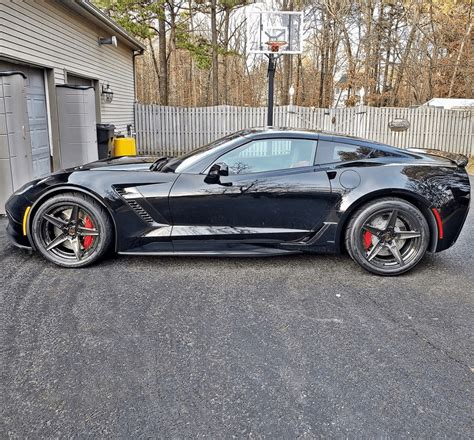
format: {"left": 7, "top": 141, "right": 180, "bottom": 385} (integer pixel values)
{"left": 345, "top": 198, "right": 430, "bottom": 276}
{"left": 31, "top": 192, "right": 113, "bottom": 268}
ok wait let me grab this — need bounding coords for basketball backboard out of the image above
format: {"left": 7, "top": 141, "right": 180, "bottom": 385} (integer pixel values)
{"left": 247, "top": 11, "right": 303, "bottom": 55}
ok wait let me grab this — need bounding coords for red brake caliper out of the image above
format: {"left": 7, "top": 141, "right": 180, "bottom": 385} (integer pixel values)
{"left": 363, "top": 231, "right": 373, "bottom": 250}
{"left": 83, "top": 216, "right": 94, "bottom": 249}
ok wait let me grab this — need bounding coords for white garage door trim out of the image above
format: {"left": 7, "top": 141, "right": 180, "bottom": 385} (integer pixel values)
{"left": 44, "top": 71, "right": 54, "bottom": 158}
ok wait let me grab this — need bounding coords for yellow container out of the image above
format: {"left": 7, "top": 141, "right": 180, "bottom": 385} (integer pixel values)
{"left": 114, "top": 137, "right": 136, "bottom": 156}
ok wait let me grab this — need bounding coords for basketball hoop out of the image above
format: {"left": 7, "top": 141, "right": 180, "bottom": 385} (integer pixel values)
{"left": 265, "top": 40, "right": 287, "bottom": 53}
{"left": 246, "top": 11, "right": 304, "bottom": 126}
{"left": 247, "top": 11, "right": 303, "bottom": 54}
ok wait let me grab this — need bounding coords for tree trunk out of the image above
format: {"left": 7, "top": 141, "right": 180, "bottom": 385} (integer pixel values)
{"left": 188, "top": 1, "right": 197, "bottom": 106}
{"left": 295, "top": 54, "right": 302, "bottom": 105}
{"left": 341, "top": 25, "right": 354, "bottom": 103}
{"left": 318, "top": 9, "right": 328, "bottom": 107}
{"left": 373, "top": 3, "right": 384, "bottom": 101}
{"left": 148, "top": 37, "right": 161, "bottom": 104}
{"left": 326, "top": 28, "right": 338, "bottom": 107}
{"left": 363, "top": 0, "right": 374, "bottom": 103}
{"left": 280, "top": 0, "right": 294, "bottom": 105}
{"left": 448, "top": 21, "right": 472, "bottom": 97}
{"left": 382, "top": 7, "right": 395, "bottom": 98}
{"left": 210, "top": 0, "right": 219, "bottom": 105}
{"left": 167, "top": 4, "right": 177, "bottom": 105}
{"left": 223, "top": 8, "right": 230, "bottom": 104}
{"left": 158, "top": 9, "right": 168, "bottom": 105}
{"left": 427, "top": 0, "right": 437, "bottom": 100}
{"left": 390, "top": 2, "right": 421, "bottom": 106}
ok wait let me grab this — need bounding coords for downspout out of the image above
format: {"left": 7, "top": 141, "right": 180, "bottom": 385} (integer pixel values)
{"left": 132, "top": 49, "right": 144, "bottom": 136}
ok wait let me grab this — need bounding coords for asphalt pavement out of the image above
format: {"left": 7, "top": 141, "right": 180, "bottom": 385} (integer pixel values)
{"left": 1, "top": 195, "right": 473, "bottom": 438}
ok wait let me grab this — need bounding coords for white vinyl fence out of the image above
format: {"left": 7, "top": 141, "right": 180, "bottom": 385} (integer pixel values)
{"left": 135, "top": 104, "right": 474, "bottom": 157}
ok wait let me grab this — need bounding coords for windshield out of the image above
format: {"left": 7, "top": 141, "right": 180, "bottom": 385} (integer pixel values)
{"left": 159, "top": 131, "right": 245, "bottom": 173}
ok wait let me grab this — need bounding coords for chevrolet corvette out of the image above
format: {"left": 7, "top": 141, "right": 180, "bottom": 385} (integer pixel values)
{"left": 5, "top": 128, "right": 471, "bottom": 275}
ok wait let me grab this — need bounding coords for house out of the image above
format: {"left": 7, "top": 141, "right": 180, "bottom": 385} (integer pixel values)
{"left": 421, "top": 98, "right": 474, "bottom": 110}
{"left": 332, "top": 75, "right": 364, "bottom": 108}
{"left": 0, "top": 0, "right": 145, "bottom": 213}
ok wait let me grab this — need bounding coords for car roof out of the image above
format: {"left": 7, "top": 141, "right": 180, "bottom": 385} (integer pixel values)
{"left": 240, "top": 127, "right": 419, "bottom": 159}
{"left": 241, "top": 127, "right": 390, "bottom": 146}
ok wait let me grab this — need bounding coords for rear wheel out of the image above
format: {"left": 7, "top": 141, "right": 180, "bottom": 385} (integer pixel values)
{"left": 345, "top": 198, "right": 429, "bottom": 276}
{"left": 31, "top": 192, "right": 113, "bottom": 268}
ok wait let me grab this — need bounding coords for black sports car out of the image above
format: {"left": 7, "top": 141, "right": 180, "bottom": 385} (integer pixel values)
{"left": 5, "top": 128, "right": 471, "bottom": 275}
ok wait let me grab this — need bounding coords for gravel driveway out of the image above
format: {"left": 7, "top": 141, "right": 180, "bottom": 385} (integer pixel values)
{"left": 1, "top": 191, "right": 473, "bottom": 438}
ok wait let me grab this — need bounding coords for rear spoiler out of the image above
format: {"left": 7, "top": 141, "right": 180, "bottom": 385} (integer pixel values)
{"left": 407, "top": 148, "right": 469, "bottom": 167}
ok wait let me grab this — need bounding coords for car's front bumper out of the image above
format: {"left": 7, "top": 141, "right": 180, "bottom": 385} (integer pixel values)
{"left": 6, "top": 217, "right": 32, "bottom": 250}
{"left": 5, "top": 199, "right": 33, "bottom": 250}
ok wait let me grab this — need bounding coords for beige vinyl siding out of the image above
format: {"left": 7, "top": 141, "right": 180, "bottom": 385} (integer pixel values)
{"left": 0, "top": 0, "right": 136, "bottom": 132}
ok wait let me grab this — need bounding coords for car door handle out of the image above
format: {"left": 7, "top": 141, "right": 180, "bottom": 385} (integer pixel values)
{"left": 326, "top": 171, "right": 337, "bottom": 180}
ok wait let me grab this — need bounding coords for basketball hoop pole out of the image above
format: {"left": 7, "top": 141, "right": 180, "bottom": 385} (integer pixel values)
{"left": 265, "top": 41, "right": 286, "bottom": 126}
{"left": 267, "top": 53, "right": 277, "bottom": 126}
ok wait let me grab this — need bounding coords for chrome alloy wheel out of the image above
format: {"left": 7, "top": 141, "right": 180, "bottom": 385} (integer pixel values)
{"left": 360, "top": 209, "right": 423, "bottom": 269}
{"left": 37, "top": 203, "right": 100, "bottom": 262}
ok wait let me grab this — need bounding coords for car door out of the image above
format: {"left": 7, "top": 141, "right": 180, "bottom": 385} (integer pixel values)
{"left": 168, "top": 137, "right": 334, "bottom": 252}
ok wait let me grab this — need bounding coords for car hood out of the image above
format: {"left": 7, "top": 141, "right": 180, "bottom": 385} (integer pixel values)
{"left": 72, "top": 156, "right": 157, "bottom": 172}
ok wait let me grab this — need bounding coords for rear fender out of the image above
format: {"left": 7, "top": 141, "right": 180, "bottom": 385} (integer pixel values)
{"left": 335, "top": 189, "right": 439, "bottom": 254}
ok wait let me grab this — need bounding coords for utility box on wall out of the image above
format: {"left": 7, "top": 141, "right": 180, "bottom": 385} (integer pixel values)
{"left": 56, "top": 85, "right": 98, "bottom": 169}
{"left": 0, "top": 72, "right": 33, "bottom": 214}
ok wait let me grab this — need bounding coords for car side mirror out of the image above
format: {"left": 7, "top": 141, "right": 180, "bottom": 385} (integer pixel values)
{"left": 205, "top": 162, "right": 230, "bottom": 184}
{"left": 210, "top": 162, "right": 229, "bottom": 177}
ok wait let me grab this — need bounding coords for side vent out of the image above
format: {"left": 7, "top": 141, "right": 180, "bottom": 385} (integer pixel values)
{"left": 115, "top": 187, "right": 154, "bottom": 224}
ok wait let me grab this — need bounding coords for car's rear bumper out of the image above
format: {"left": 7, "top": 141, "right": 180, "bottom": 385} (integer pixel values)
{"left": 434, "top": 169, "right": 471, "bottom": 252}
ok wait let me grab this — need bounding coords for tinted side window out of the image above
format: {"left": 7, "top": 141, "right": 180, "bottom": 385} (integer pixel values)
{"left": 217, "top": 139, "right": 317, "bottom": 175}
{"left": 369, "top": 149, "right": 400, "bottom": 158}
{"left": 315, "top": 140, "right": 374, "bottom": 164}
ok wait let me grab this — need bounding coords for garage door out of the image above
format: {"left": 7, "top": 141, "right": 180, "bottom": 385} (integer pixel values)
{"left": 25, "top": 67, "right": 51, "bottom": 178}
{"left": 0, "top": 72, "right": 33, "bottom": 214}
{"left": 0, "top": 62, "right": 51, "bottom": 178}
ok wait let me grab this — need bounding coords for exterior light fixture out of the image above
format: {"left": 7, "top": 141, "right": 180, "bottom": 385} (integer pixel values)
{"left": 98, "top": 36, "right": 117, "bottom": 47}
{"left": 101, "top": 83, "right": 114, "bottom": 103}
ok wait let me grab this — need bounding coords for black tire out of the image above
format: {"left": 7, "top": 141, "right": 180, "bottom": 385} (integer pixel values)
{"left": 31, "top": 192, "right": 113, "bottom": 268}
{"left": 345, "top": 198, "right": 429, "bottom": 276}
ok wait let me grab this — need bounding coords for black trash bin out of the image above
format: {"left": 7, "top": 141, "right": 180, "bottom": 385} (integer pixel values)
{"left": 96, "top": 124, "right": 115, "bottom": 159}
